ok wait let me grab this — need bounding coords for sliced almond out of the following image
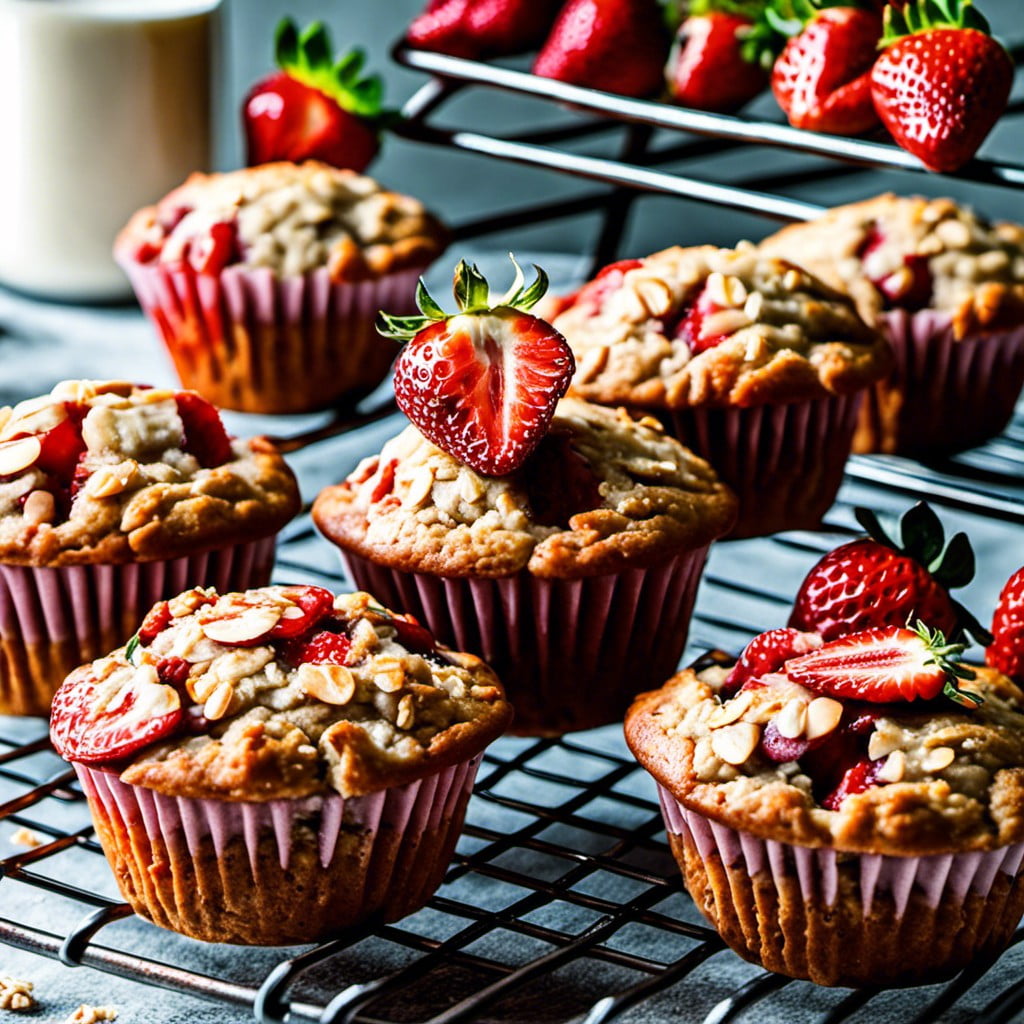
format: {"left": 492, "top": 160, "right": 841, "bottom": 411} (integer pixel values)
{"left": 496, "top": 491, "right": 519, "bottom": 519}
{"left": 743, "top": 291, "right": 765, "bottom": 322}
{"left": 922, "top": 746, "right": 955, "bottom": 772}
{"left": 877, "top": 749, "right": 906, "bottom": 784}
{"left": 203, "top": 682, "right": 236, "bottom": 722}
{"left": 774, "top": 699, "right": 808, "bottom": 740}
{"left": 0, "top": 406, "right": 12, "bottom": 433}
{"left": 373, "top": 659, "right": 406, "bottom": 694}
{"left": 0, "top": 436, "right": 41, "bottom": 476}
{"left": 403, "top": 465, "right": 435, "bottom": 509}
{"left": 576, "top": 346, "right": 609, "bottom": 384}
{"left": 805, "top": 697, "right": 843, "bottom": 741}
{"left": 867, "top": 730, "right": 901, "bottom": 762}
{"left": 396, "top": 693, "right": 416, "bottom": 730}
{"left": 202, "top": 607, "right": 281, "bottom": 645}
{"left": 188, "top": 671, "right": 218, "bottom": 704}
{"left": 22, "top": 489, "right": 55, "bottom": 526}
{"left": 710, "top": 721, "right": 760, "bottom": 766}
{"left": 634, "top": 277, "right": 673, "bottom": 317}
{"left": 84, "top": 461, "right": 139, "bottom": 499}
{"left": 458, "top": 469, "right": 485, "bottom": 504}
{"left": 702, "top": 308, "right": 752, "bottom": 337}
{"left": 708, "top": 690, "right": 753, "bottom": 729}
{"left": 935, "top": 217, "right": 971, "bottom": 249}
{"left": 298, "top": 663, "right": 356, "bottom": 706}
{"left": 782, "top": 268, "right": 804, "bottom": 292}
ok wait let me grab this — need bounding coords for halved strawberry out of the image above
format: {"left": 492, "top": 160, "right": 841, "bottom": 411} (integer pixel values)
{"left": 50, "top": 665, "right": 183, "bottom": 765}
{"left": 244, "top": 19, "right": 385, "bottom": 173}
{"left": 280, "top": 628, "right": 352, "bottom": 666}
{"left": 378, "top": 256, "right": 575, "bottom": 476}
{"left": 267, "top": 585, "right": 337, "bottom": 640}
{"left": 723, "top": 627, "right": 822, "bottom": 694}
{"left": 987, "top": 567, "right": 1024, "bottom": 684}
{"left": 175, "top": 392, "right": 234, "bottom": 468}
{"left": 784, "top": 623, "right": 979, "bottom": 705}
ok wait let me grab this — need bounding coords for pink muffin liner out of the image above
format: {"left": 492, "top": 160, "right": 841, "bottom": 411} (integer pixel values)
{"left": 119, "top": 259, "right": 426, "bottom": 414}
{"left": 858, "top": 309, "right": 1024, "bottom": 455}
{"left": 340, "top": 546, "right": 710, "bottom": 735}
{"left": 665, "top": 392, "right": 862, "bottom": 539}
{"left": 0, "top": 536, "right": 275, "bottom": 716}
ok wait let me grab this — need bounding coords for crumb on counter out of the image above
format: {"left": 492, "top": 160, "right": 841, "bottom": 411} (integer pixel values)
{"left": 0, "top": 977, "right": 35, "bottom": 1011}
{"left": 64, "top": 1006, "right": 117, "bottom": 1024}
{"left": 9, "top": 828, "right": 43, "bottom": 850}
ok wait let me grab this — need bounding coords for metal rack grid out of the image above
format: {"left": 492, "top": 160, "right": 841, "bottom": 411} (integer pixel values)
{"left": 1, "top": 36, "right": 1024, "bottom": 1024}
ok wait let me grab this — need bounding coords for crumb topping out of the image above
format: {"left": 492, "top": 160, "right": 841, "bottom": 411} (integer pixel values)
{"left": 627, "top": 661, "right": 1024, "bottom": 855}
{"left": 56, "top": 587, "right": 510, "bottom": 800}
{"left": 0, "top": 380, "right": 299, "bottom": 566}
{"left": 117, "top": 161, "right": 447, "bottom": 281}
{"left": 551, "top": 245, "right": 888, "bottom": 409}
{"left": 313, "top": 397, "right": 737, "bottom": 578}
{"left": 760, "top": 193, "right": 1024, "bottom": 338}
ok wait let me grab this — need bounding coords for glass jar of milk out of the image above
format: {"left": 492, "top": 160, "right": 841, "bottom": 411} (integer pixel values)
{"left": 0, "top": 0, "right": 220, "bottom": 302}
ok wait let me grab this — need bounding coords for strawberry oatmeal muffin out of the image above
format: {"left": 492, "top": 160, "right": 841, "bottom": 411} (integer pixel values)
{"left": 626, "top": 625, "right": 1024, "bottom": 986}
{"left": 550, "top": 246, "right": 890, "bottom": 538}
{"left": 0, "top": 380, "right": 299, "bottom": 716}
{"left": 314, "top": 397, "right": 737, "bottom": 734}
{"left": 761, "top": 193, "right": 1024, "bottom": 455}
{"left": 50, "top": 584, "right": 511, "bottom": 945}
{"left": 115, "top": 161, "right": 447, "bottom": 413}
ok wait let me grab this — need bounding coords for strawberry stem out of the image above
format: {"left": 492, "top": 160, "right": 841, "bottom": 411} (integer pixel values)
{"left": 881, "top": 0, "right": 992, "bottom": 44}
{"left": 912, "top": 620, "right": 983, "bottom": 707}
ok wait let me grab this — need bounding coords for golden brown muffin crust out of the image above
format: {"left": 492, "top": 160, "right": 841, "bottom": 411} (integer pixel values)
{"left": 313, "top": 398, "right": 737, "bottom": 579}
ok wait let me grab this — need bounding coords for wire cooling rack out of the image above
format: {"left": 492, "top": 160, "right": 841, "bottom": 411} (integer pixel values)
{"left": 2, "top": 32, "right": 1024, "bottom": 1024}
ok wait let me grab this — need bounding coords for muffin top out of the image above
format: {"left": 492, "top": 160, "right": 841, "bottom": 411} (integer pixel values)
{"left": 50, "top": 585, "right": 512, "bottom": 800}
{"left": 760, "top": 193, "right": 1024, "bottom": 338}
{"left": 116, "top": 161, "right": 447, "bottom": 282}
{"left": 312, "top": 397, "right": 738, "bottom": 579}
{"left": 0, "top": 380, "right": 299, "bottom": 566}
{"left": 626, "top": 631, "right": 1024, "bottom": 856}
{"left": 550, "top": 246, "right": 889, "bottom": 410}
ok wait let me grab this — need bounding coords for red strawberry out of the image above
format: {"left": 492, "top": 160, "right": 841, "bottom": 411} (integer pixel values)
{"left": 987, "top": 567, "right": 1024, "bottom": 683}
{"left": 871, "top": 0, "right": 1013, "bottom": 172}
{"left": 724, "top": 627, "right": 822, "bottom": 693}
{"left": 50, "top": 663, "right": 183, "bottom": 765}
{"left": 858, "top": 223, "right": 933, "bottom": 309}
{"left": 668, "top": 7, "right": 769, "bottom": 112}
{"left": 281, "top": 629, "right": 352, "bottom": 666}
{"left": 406, "top": 0, "right": 562, "bottom": 58}
{"left": 821, "top": 757, "right": 880, "bottom": 809}
{"left": 532, "top": 0, "right": 672, "bottom": 98}
{"left": 784, "top": 623, "right": 979, "bottom": 705}
{"left": 266, "top": 585, "right": 337, "bottom": 640}
{"left": 187, "top": 220, "right": 240, "bottom": 276}
{"left": 674, "top": 282, "right": 731, "bottom": 353}
{"left": 771, "top": 3, "right": 882, "bottom": 134}
{"left": 573, "top": 259, "right": 645, "bottom": 314}
{"left": 176, "top": 392, "right": 233, "bottom": 468}
{"left": 390, "top": 613, "right": 437, "bottom": 655}
{"left": 244, "top": 19, "right": 385, "bottom": 173}
{"left": 138, "top": 601, "right": 173, "bottom": 645}
{"left": 378, "top": 256, "right": 575, "bottom": 476}
{"left": 789, "top": 503, "right": 991, "bottom": 645}
{"left": 156, "top": 656, "right": 192, "bottom": 694}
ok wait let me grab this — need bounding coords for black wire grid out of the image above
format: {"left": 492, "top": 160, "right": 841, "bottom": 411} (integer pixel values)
{"left": 2, "top": 44, "right": 1024, "bottom": 1024}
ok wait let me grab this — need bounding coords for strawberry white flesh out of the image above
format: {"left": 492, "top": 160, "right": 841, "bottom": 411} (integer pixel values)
{"left": 784, "top": 626, "right": 948, "bottom": 703}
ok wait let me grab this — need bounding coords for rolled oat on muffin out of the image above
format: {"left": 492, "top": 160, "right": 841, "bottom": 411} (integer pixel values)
{"left": 314, "top": 397, "right": 737, "bottom": 735}
{"left": 115, "top": 161, "right": 448, "bottom": 413}
{"left": 550, "top": 245, "right": 891, "bottom": 538}
{"left": 0, "top": 380, "right": 299, "bottom": 716}
{"left": 50, "top": 584, "right": 511, "bottom": 945}
{"left": 760, "top": 193, "right": 1024, "bottom": 455}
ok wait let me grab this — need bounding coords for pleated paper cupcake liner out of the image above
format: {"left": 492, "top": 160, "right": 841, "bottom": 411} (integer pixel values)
{"left": 659, "top": 788, "right": 1024, "bottom": 987}
{"left": 664, "top": 392, "right": 862, "bottom": 540}
{"left": 119, "top": 258, "right": 426, "bottom": 414}
{"left": 75, "top": 756, "right": 480, "bottom": 945}
{"left": 855, "top": 310, "right": 1024, "bottom": 455}
{"left": 340, "top": 546, "right": 710, "bottom": 735}
{"left": 0, "top": 536, "right": 275, "bottom": 717}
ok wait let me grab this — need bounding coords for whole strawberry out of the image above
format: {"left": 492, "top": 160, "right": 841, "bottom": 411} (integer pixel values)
{"left": 532, "top": 0, "right": 672, "bottom": 98}
{"left": 871, "top": 0, "right": 1013, "bottom": 172}
{"left": 244, "top": 19, "right": 386, "bottom": 173}
{"left": 377, "top": 256, "right": 575, "bottom": 476}
{"left": 770, "top": 0, "right": 883, "bottom": 134}
{"left": 789, "top": 502, "right": 991, "bottom": 645}
{"left": 667, "top": 2, "right": 769, "bottom": 112}
{"left": 988, "top": 567, "right": 1024, "bottom": 683}
{"left": 406, "top": 0, "right": 562, "bottom": 58}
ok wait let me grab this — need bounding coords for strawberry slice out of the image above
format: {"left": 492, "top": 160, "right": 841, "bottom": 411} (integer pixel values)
{"left": 858, "top": 224, "right": 933, "bottom": 310}
{"left": 175, "top": 392, "right": 233, "bottom": 468}
{"left": 784, "top": 624, "right": 978, "bottom": 705}
{"left": 244, "top": 19, "right": 383, "bottom": 173}
{"left": 138, "top": 601, "right": 173, "bottom": 644}
{"left": 378, "top": 256, "right": 575, "bottom": 476}
{"left": 156, "top": 656, "right": 192, "bottom": 694}
{"left": 281, "top": 628, "right": 351, "bottom": 666}
{"left": 187, "top": 220, "right": 240, "bottom": 276}
{"left": 723, "top": 627, "right": 822, "bottom": 694}
{"left": 50, "top": 665, "right": 183, "bottom": 765}
{"left": 821, "top": 757, "right": 881, "bottom": 810}
{"left": 267, "top": 585, "right": 336, "bottom": 639}
{"left": 673, "top": 283, "right": 731, "bottom": 354}
{"left": 573, "top": 259, "right": 644, "bottom": 315}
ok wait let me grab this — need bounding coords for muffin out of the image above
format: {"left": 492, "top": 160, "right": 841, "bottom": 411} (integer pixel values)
{"left": 49, "top": 584, "right": 511, "bottom": 945}
{"left": 313, "top": 397, "right": 737, "bottom": 735}
{"left": 115, "top": 161, "right": 448, "bottom": 414}
{"left": 626, "top": 628, "right": 1024, "bottom": 987}
{"left": 761, "top": 194, "right": 1024, "bottom": 455}
{"left": 550, "top": 246, "right": 891, "bottom": 538}
{"left": 0, "top": 380, "right": 299, "bottom": 716}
